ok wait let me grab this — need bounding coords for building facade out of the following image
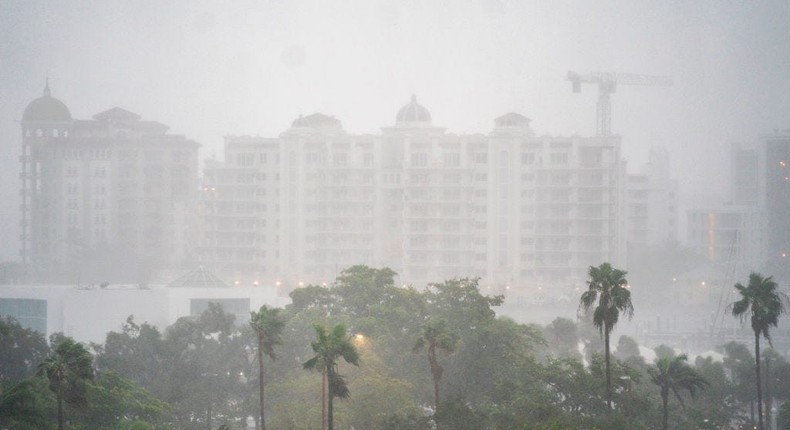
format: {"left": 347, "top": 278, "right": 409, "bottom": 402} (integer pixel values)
{"left": 626, "top": 147, "right": 679, "bottom": 247}
{"left": 198, "top": 97, "right": 628, "bottom": 296}
{"left": 19, "top": 84, "right": 200, "bottom": 283}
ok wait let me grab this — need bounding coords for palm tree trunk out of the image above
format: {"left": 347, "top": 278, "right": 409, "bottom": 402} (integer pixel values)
{"left": 328, "top": 384, "right": 334, "bottom": 430}
{"left": 258, "top": 334, "right": 266, "bottom": 430}
{"left": 321, "top": 370, "right": 328, "bottom": 430}
{"left": 57, "top": 381, "right": 64, "bottom": 430}
{"left": 604, "top": 328, "right": 612, "bottom": 411}
{"left": 428, "top": 341, "right": 441, "bottom": 411}
{"left": 661, "top": 387, "right": 669, "bottom": 430}
{"left": 755, "top": 332, "right": 764, "bottom": 430}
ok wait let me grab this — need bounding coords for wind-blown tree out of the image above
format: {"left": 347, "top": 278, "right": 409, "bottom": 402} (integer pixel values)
{"left": 731, "top": 272, "right": 787, "bottom": 430}
{"left": 249, "top": 305, "right": 285, "bottom": 430}
{"left": 413, "top": 318, "right": 459, "bottom": 411}
{"left": 578, "top": 262, "right": 633, "bottom": 410}
{"left": 303, "top": 323, "right": 360, "bottom": 430}
{"left": 0, "top": 316, "right": 50, "bottom": 384}
{"left": 648, "top": 354, "right": 708, "bottom": 430}
{"left": 37, "top": 337, "right": 94, "bottom": 430}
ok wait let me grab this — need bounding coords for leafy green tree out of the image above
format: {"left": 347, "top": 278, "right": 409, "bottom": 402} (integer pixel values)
{"left": 694, "top": 355, "right": 738, "bottom": 429}
{"left": 249, "top": 305, "right": 284, "bottom": 430}
{"left": 0, "top": 377, "right": 53, "bottom": 429}
{"left": 303, "top": 323, "right": 360, "bottom": 430}
{"left": 0, "top": 316, "right": 49, "bottom": 383}
{"left": 648, "top": 354, "right": 708, "bottom": 430}
{"left": 544, "top": 318, "right": 580, "bottom": 360}
{"left": 615, "top": 335, "right": 640, "bottom": 361}
{"left": 578, "top": 262, "right": 633, "bottom": 410}
{"left": 156, "top": 303, "right": 249, "bottom": 429}
{"left": 778, "top": 400, "right": 790, "bottom": 430}
{"left": 74, "top": 371, "right": 168, "bottom": 429}
{"left": 94, "top": 316, "right": 165, "bottom": 388}
{"left": 37, "top": 337, "right": 94, "bottom": 430}
{"left": 333, "top": 265, "right": 398, "bottom": 316}
{"left": 731, "top": 272, "right": 787, "bottom": 430}
{"left": 413, "top": 318, "right": 459, "bottom": 411}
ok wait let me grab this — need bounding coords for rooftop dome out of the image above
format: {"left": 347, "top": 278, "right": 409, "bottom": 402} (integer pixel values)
{"left": 22, "top": 82, "right": 72, "bottom": 122}
{"left": 291, "top": 113, "right": 342, "bottom": 130}
{"left": 396, "top": 95, "right": 431, "bottom": 124}
{"left": 494, "top": 112, "right": 531, "bottom": 128}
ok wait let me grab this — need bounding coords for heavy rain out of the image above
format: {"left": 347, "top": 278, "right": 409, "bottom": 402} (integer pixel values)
{"left": 1, "top": 2, "right": 789, "bottom": 429}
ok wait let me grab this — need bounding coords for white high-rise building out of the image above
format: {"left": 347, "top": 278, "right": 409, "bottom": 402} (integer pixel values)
{"left": 19, "top": 84, "right": 200, "bottom": 283}
{"left": 198, "top": 97, "right": 627, "bottom": 296}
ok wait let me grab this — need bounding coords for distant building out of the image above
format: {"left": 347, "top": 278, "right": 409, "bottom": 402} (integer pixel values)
{"left": 625, "top": 147, "right": 678, "bottom": 248}
{"left": 19, "top": 83, "right": 200, "bottom": 283}
{"left": 762, "top": 130, "right": 790, "bottom": 281}
{"left": 0, "top": 267, "right": 284, "bottom": 343}
{"left": 686, "top": 206, "right": 763, "bottom": 280}
{"left": 685, "top": 131, "right": 790, "bottom": 284}
{"left": 198, "top": 96, "right": 628, "bottom": 296}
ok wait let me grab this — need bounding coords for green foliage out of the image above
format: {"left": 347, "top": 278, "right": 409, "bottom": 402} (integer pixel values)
{"left": 4, "top": 264, "right": 776, "bottom": 430}
{"left": 433, "top": 397, "right": 488, "bottom": 430}
{"left": 578, "top": 263, "right": 633, "bottom": 337}
{"left": 544, "top": 317, "right": 580, "bottom": 360}
{"left": 72, "top": 371, "right": 168, "bottom": 429}
{"left": 731, "top": 272, "right": 787, "bottom": 430}
{"left": 303, "top": 323, "right": 360, "bottom": 429}
{"left": 0, "top": 316, "right": 49, "bottom": 383}
{"left": 778, "top": 401, "right": 790, "bottom": 429}
{"left": 381, "top": 410, "right": 432, "bottom": 430}
{"left": 94, "top": 316, "right": 165, "bottom": 387}
{"left": 0, "top": 377, "right": 54, "bottom": 429}
{"left": 38, "top": 336, "right": 94, "bottom": 430}
{"left": 648, "top": 354, "right": 708, "bottom": 430}
{"left": 578, "top": 262, "right": 633, "bottom": 410}
{"left": 250, "top": 305, "right": 285, "bottom": 360}
{"left": 731, "top": 272, "right": 786, "bottom": 343}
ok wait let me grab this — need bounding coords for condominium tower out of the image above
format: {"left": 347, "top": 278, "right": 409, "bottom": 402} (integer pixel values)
{"left": 19, "top": 84, "right": 200, "bottom": 282}
{"left": 198, "top": 97, "right": 627, "bottom": 295}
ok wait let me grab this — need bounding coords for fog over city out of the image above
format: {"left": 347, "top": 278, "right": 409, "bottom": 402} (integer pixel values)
{"left": 1, "top": 2, "right": 790, "bottom": 429}
{"left": 2, "top": 2, "right": 790, "bottom": 260}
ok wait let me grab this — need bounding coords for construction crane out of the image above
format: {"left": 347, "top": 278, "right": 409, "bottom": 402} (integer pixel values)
{"left": 567, "top": 71, "right": 672, "bottom": 137}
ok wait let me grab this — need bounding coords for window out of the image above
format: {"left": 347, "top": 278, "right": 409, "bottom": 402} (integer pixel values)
{"left": 550, "top": 153, "right": 568, "bottom": 165}
{"left": 443, "top": 153, "right": 461, "bottom": 167}
{"left": 333, "top": 153, "right": 348, "bottom": 166}
{"left": 473, "top": 153, "right": 488, "bottom": 164}
{"left": 521, "top": 153, "right": 535, "bottom": 164}
{"left": 411, "top": 153, "right": 428, "bottom": 167}
{"left": 237, "top": 153, "right": 255, "bottom": 167}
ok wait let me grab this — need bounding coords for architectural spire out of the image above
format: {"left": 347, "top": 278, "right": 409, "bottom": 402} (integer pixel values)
{"left": 44, "top": 77, "right": 51, "bottom": 97}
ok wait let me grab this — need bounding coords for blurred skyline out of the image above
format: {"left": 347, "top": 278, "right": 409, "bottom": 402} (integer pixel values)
{"left": 1, "top": 0, "right": 789, "bottom": 261}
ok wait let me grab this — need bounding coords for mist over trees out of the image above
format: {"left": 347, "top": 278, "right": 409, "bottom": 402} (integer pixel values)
{"left": 1, "top": 265, "right": 788, "bottom": 429}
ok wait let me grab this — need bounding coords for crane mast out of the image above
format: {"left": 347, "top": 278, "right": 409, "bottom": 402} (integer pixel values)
{"left": 568, "top": 71, "right": 672, "bottom": 137}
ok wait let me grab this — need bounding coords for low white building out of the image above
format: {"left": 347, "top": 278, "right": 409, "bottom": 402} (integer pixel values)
{"left": 0, "top": 267, "right": 288, "bottom": 344}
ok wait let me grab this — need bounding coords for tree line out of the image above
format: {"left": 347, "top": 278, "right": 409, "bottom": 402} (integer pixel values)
{"left": 0, "top": 264, "right": 788, "bottom": 429}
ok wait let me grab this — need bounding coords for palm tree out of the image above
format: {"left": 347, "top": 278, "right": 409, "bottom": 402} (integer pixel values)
{"left": 578, "top": 262, "right": 633, "bottom": 410}
{"left": 412, "top": 318, "right": 459, "bottom": 411}
{"left": 731, "top": 272, "right": 787, "bottom": 430}
{"left": 648, "top": 354, "right": 708, "bottom": 430}
{"left": 249, "top": 305, "right": 285, "bottom": 430}
{"left": 303, "top": 323, "right": 360, "bottom": 430}
{"left": 37, "top": 337, "right": 94, "bottom": 430}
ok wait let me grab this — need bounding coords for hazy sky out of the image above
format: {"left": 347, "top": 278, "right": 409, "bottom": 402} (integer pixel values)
{"left": 1, "top": 1, "right": 789, "bottom": 261}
